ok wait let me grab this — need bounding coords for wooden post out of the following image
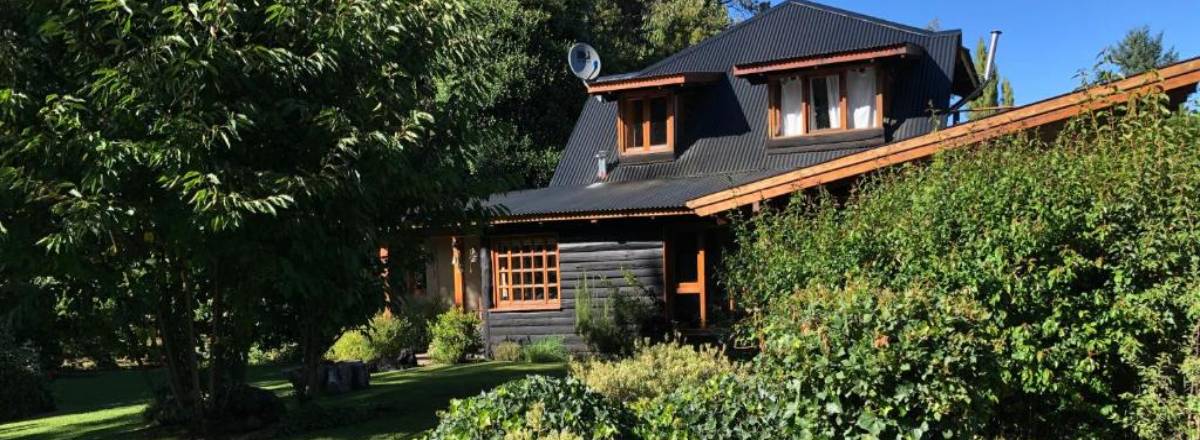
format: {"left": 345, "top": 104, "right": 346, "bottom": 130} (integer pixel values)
{"left": 479, "top": 241, "right": 492, "bottom": 357}
{"left": 452, "top": 237, "right": 464, "bottom": 309}
{"left": 697, "top": 232, "right": 707, "bottom": 329}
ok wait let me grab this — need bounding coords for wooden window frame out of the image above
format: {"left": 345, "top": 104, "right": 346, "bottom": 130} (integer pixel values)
{"left": 489, "top": 235, "right": 561, "bottom": 312}
{"left": 616, "top": 90, "right": 675, "bottom": 156}
{"left": 767, "top": 64, "right": 885, "bottom": 139}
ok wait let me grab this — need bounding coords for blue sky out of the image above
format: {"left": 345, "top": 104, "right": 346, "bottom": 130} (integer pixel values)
{"left": 753, "top": 0, "right": 1200, "bottom": 105}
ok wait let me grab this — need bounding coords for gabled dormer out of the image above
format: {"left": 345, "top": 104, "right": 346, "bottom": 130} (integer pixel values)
{"left": 586, "top": 72, "right": 722, "bottom": 163}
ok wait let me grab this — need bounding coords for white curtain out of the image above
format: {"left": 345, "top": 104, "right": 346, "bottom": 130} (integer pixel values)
{"left": 848, "top": 67, "right": 877, "bottom": 129}
{"left": 824, "top": 75, "right": 841, "bottom": 129}
{"left": 780, "top": 76, "right": 804, "bottom": 136}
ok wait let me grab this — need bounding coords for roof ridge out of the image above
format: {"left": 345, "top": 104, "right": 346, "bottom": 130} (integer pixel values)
{"left": 633, "top": 1, "right": 794, "bottom": 75}
{"left": 789, "top": 0, "right": 941, "bottom": 37}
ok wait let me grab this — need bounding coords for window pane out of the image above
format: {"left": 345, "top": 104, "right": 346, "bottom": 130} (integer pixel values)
{"left": 629, "top": 100, "right": 644, "bottom": 147}
{"left": 649, "top": 97, "right": 668, "bottom": 145}
{"left": 780, "top": 77, "right": 804, "bottom": 136}
{"left": 848, "top": 67, "right": 877, "bottom": 129}
{"left": 809, "top": 75, "right": 841, "bottom": 130}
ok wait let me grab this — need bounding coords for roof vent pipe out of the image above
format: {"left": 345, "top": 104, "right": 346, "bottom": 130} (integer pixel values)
{"left": 947, "top": 30, "right": 1002, "bottom": 124}
{"left": 595, "top": 150, "right": 608, "bottom": 181}
{"left": 982, "top": 30, "right": 1001, "bottom": 82}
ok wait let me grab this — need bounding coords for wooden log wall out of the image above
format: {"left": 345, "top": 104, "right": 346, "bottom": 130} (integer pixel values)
{"left": 484, "top": 234, "right": 665, "bottom": 353}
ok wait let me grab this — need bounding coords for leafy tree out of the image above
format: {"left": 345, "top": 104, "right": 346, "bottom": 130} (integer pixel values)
{"left": 0, "top": 0, "right": 517, "bottom": 433}
{"left": 1104, "top": 26, "right": 1179, "bottom": 77}
{"left": 968, "top": 37, "right": 1015, "bottom": 119}
{"left": 723, "top": 0, "right": 772, "bottom": 21}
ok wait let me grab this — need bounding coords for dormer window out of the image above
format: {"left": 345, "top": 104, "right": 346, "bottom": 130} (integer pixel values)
{"left": 617, "top": 92, "right": 675, "bottom": 155}
{"left": 768, "top": 65, "right": 881, "bottom": 139}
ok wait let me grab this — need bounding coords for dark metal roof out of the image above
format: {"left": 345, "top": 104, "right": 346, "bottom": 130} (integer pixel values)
{"left": 487, "top": 170, "right": 808, "bottom": 217}
{"left": 491, "top": 0, "right": 969, "bottom": 218}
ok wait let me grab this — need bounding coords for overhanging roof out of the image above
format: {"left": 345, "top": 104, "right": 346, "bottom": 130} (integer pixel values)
{"left": 687, "top": 57, "right": 1200, "bottom": 216}
{"left": 585, "top": 72, "right": 724, "bottom": 95}
{"left": 732, "top": 43, "right": 923, "bottom": 77}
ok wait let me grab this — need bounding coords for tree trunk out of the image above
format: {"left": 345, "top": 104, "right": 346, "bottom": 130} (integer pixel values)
{"left": 153, "top": 255, "right": 207, "bottom": 433}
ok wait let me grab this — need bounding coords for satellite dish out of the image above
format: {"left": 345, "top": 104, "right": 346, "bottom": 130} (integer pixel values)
{"left": 568, "top": 43, "right": 601, "bottom": 81}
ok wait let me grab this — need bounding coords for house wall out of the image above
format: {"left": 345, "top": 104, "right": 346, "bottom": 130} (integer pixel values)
{"left": 424, "top": 235, "right": 483, "bottom": 312}
{"left": 482, "top": 227, "right": 666, "bottom": 353}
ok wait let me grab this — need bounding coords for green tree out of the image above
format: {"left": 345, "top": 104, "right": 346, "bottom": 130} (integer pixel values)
{"left": 968, "top": 37, "right": 1015, "bottom": 119}
{"left": 0, "top": 0, "right": 517, "bottom": 433}
{"left": 1104, "top": 26, "right": 1179, "bottom": 77}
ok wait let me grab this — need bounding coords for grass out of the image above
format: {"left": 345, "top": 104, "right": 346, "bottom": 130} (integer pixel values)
{"left": 0, "top": 362, "right": 565, "bottom": 440}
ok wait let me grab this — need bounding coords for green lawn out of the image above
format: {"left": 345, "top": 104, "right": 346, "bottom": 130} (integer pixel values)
{"left": 0, "top": 362, "right": 565, "bottom": 440}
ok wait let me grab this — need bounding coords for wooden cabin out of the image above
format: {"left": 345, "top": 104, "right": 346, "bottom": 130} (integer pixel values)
{"left": 412, "top": 1, "right": 1200, "bottom": 353}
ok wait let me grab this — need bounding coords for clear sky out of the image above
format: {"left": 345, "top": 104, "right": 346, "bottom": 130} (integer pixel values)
{"left": 757, "top": 0, "right": 1200, "bottom": 105}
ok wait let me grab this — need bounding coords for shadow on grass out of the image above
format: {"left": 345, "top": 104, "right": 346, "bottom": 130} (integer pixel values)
{"left": 287, "top": 362, "right": 566, "bottom": 439}
{"left": 0, "top": 362, "right": 564, "bottom": 440}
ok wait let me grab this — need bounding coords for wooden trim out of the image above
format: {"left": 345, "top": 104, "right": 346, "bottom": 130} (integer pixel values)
{"left": 875, "top": 69, "right": 886, "bottom": 128}
{"left": 451, "top": 237, "right": 464, "bottom": 309}
{"left": 688, "top": 57, "right": 1200, "bottom": 216}
{"left": 587, "top": 72, "right": 722, "bottom": 94}
{"left": 490, "top": 208, "right": 693, "bottom": 224}
{"left": 489, "top": 235, "right": 561, "bottom": 311}
{"left": 697, "top": 233, "right": 707, "bottom": 329}
{"left": 733, "top": 43, "right": 922, "bottom": 77}
{"left": 618, "top": 91, "right": 675, "bottom": 156}
{"left": 838, "top": 71, "right": 849, "bottom": 130}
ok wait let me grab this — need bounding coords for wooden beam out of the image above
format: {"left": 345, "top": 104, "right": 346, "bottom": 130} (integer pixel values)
{"left": 587, "top": 72, "right": 723, "bottom": 95}
{"left": 688, "top": 57, "right": 1200, "bottom": 216}
{"left": 732, "top": 43, "right": 923, "bottom": 77}
{"left": 451, "top": 237, "right": 464, "bottom": 309}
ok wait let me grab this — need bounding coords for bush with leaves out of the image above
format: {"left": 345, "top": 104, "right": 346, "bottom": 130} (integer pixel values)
{"left": 574, "top": 273, "right": 659, "bottom": 357}
{"left": 365, "top": 314, "right": 422, "bottom": 363}
{"left": 428, "top": 309, "right": 482, "bottom": 365}
{"left": 426, "top": 375, "right": 633, "bottom": 440}
{"left": 725, "top": 100, "right": 1200, "bottom": 437}
{"left": 0, "top": 329, "right": 54, "bottom": 421}
{"left": 571, "top": 339, "right": 744, "bottom": 404}
{"left": 325, "top": 330, "right": 377, "bottom": 363}
{"left": 522, "top": 337, "right": 569, "bottom": 363}
{"left": 492, "top": 341, "right": 523, "bottom": 362}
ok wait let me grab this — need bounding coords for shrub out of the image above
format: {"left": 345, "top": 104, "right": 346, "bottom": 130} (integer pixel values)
{"left": 575, "top": 272, "right": 658, "bottom": 357}
{"left": 366, "top": 314, "right": 423, "bottom": 363}
{"left": 0, "top": 329, "right": 54, "bottom": 421}
{"left": 248, "top": 342, "right": 301, "bottom": 366}
{"left": 634, "top": 374, "right": 816, "bottom": 439}
{"left": 428, "top": 308, "right": 482, "bottom": 365}
{"left": 392, "top": 295, "right": 449, "bottom": 352}
{"left": 570, "top": 339, "right": 744, "bottom": 404}
{"left": 325, "top": 330, "right": 377, "bottom": 363}
{"left": 426, "top": 375, "right": 633, "bottom": 439}
{"left": 753, "top": 283, "right": 995, "bottom": 437}
{"left": 725, "top": 102, "right": 1200, "bottom": 436}
{"left": 492, "top": 341, "right": 523, "bottom": 362}
{"left": 522, "top": 337, "right": 568, "bottom": 363}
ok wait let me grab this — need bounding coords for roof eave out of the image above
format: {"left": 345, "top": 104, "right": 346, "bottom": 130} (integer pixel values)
{"left": 731, "top": 43, "right": 924, "bottom": 78}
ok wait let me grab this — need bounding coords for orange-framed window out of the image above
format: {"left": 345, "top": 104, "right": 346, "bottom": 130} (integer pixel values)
{"left": 491, "top": 236, "right": 560, "bottom": 311}
{"left": 617, "top": 91, "right": 675, "bottom": 155}
{"left": 767, "top": 65, "right": 883, "bottom": 138}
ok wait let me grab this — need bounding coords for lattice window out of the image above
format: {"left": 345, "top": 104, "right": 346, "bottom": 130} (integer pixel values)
{"left": 491, "top": 236, "right": 560, "bottom": 310}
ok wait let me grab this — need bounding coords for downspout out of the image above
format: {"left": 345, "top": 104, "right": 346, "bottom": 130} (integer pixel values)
{"left": 948, "top": 30, "right": 1002, "bottom": 124}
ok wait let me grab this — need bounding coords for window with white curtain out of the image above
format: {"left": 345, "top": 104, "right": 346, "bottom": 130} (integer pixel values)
{"left": 808, "top": 74, "right": 840, "bottom": 131}
{"left": 769, "top": 64, "right": 883, "bottom": 139}
{"left": 779, "top": 76, "right": 805, "bottom": 136}
{"left": 847, "top": 66, "right": 877, "bottom": 129}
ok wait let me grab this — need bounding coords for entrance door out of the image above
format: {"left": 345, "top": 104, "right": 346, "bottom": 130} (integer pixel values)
{"left": 666, "top": 231, "right": 707, "bottom": 328}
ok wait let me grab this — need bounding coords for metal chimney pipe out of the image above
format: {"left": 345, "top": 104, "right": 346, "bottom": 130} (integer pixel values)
{"left": 595, "top": 150, "right": 608, "bottom": 181}
{"left": 983, "top": 30, "right": 1001, "bottom": 82}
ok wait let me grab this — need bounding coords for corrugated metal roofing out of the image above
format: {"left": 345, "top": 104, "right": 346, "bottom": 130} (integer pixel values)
{"left": 494, "top": 0, "right": 967, "bottom": 217}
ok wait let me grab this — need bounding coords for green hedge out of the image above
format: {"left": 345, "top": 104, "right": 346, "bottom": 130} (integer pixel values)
{"left": 426, "top": 375, "right": 633, "bottom": 439}
{"left": 725, "top": 101, "right": 1200, "bottom": 437}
